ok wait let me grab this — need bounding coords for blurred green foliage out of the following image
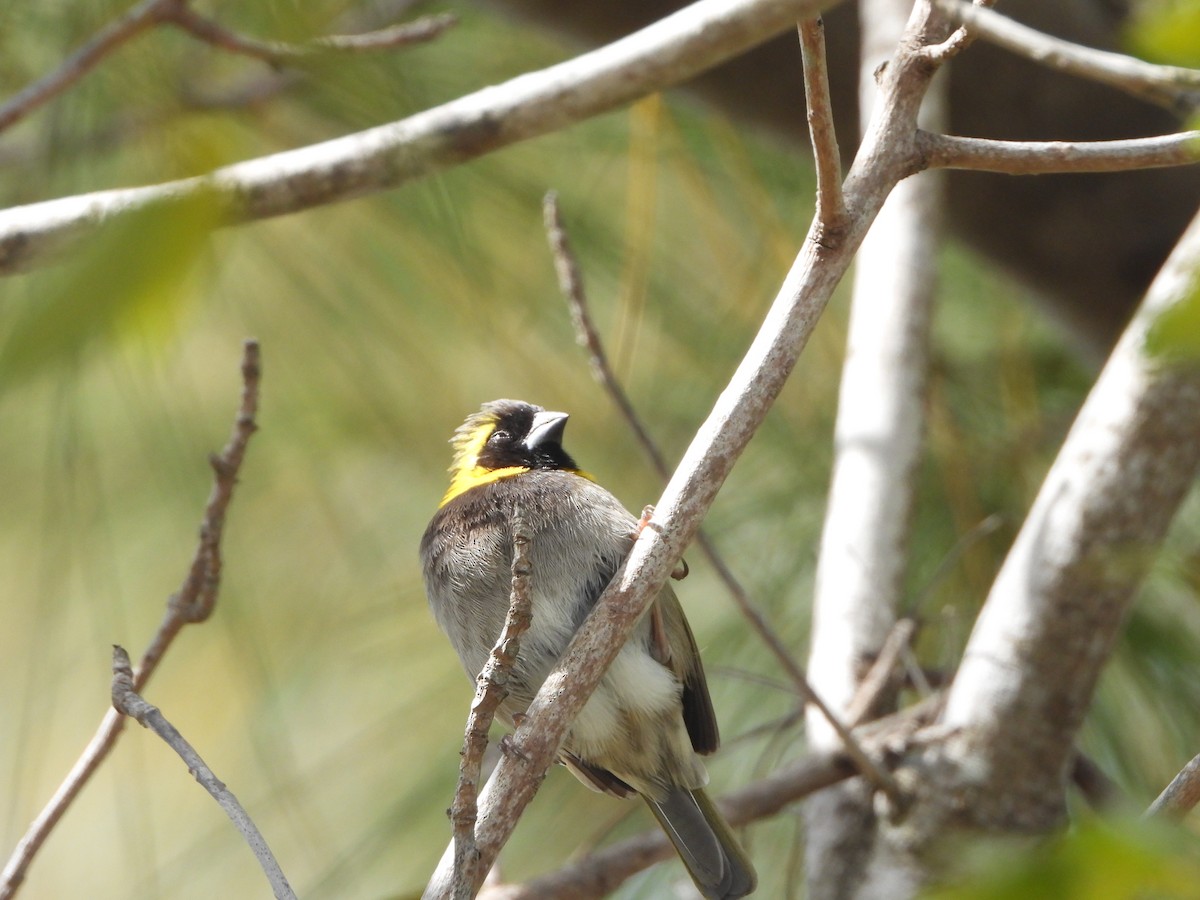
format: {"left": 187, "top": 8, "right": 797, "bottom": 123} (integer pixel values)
{"left": 1145, "top": 281, "right": 1200, "bottom": 363}
{"left": 1, "top": 2, "right": 1199, "bottom": 899}
{"left": 1127, "top": 0, "right": 1200, "bottom": 67}
{"left": 926, "top": 816, "right": 1200, "bottom": 900}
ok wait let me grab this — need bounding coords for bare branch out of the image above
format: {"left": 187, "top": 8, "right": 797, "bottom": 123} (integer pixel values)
{"left": 0, "top": 0, "right": 172, "bottom": 134}
{"left": 0, "top": 0, "right": 835, "bottom": 275}
{"left": 0, "top": 341, "right": 262, "bottom": 900}
{"left": 919, "top": 0, "right": 999, "bottom": 64}
{"left": 450, "top": 514, "right": 534, "bottom": 899}
{"left": 110, "top": 646, "right": 296, "bottom": 900}
{"left": 0, "top": 1, "right": 455, "bottom": 137}
{"left": 164, "top": 7, "right": 458, "bottom": 64}
{"left": 932, "top": 0, "right": 1200, "bottom": 116}
{"left": 798, "top": 18, "right": 846, "bottom": 231}
{"left": 803, "top": 1, "right": 945, "bottom": 892}
{"left": 1147, "top": 752, "right": 1200, "bottom": 820}
{"left": 844, "top": 618, "right": 918, "bottom": 727}
{"left": 543, "top": 191, "right": 899, "bottom": 802}
{"left": 542, "top": 192, "right": 666, "bottom": 475}
{"left": 917, "top": 129, "right": 1200, "bottom": 175}
{"left": 938, "top": 205, "right": 1200, "bottom": 831}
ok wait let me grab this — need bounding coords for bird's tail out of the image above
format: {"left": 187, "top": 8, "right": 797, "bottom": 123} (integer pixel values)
{"left": 646, "top": 786, "right": 757, "bottom": 899}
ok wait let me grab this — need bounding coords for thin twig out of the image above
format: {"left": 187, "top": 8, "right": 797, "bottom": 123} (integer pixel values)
{"left": 932, "top": 0, "right": 1200, "bottom": 116}
{"left": 1146, "top": 752, "right": 1200, "bottom": 820}
{"left": 916, "top": 129, "right": 1200, "bottom": 175}
{"left": 0, "top": 0, "right": 455, "bottom": 135}
{"left": 0, "top": 0, "right": 173, "bottom": 134}
{"left": 919, "top": 0, "right": 999, "bottom": 64}
{"left": 798, "top": 18, "right": 846, "bottom": 232}
{"left": 542, "top": 192, "right": 665, "bottom": 472}
{"left": 542, "top": 192, "right": 903, "bottom": 804}
{"left": 844, "top": 618, "right": 918, "bottom": 726}
{"left": 450, "top": 513, "right": 535, "bottom": 900}
{"left": 165, "top": 7, "right": 458, "bottom": 63}
{"left": 0, "top": 340, "right": 262, "bottom": 900}
{"left": 110, "top": 646, "right": 296, "bottom": 900}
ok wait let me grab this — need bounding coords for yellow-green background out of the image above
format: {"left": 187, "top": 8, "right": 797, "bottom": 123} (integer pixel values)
{"left": 2, "top": 2, "right": 1199, "bottom": 897}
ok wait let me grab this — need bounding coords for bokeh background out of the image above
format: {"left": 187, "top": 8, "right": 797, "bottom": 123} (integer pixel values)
{"left": 2, "top": 2, "right": 1199, "bottom": 898}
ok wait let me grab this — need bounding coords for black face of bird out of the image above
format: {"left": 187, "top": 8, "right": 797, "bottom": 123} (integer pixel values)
{"left": 475, "top": 402, "right": 580, "bottom": 473}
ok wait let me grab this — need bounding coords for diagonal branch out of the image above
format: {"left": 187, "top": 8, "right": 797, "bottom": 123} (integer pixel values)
{"left": 0, "top": 0, "right": 173, "bottom": 134}
{"left": 0, "top": 340, "right": 262, "bottom": 900}
{"left": 424, "top": 8, "right": 954, "bottom": 895}
{"left": 1146, "top": 752, "right": 1200, "bottom": 820}
{"left": 111, "top": 646, "right": 296, "bottom": 900}
{"left": 938, "top": 205, "right": 1200, "bottom": 831}
{"left": 543, "top": 191, "right": 898, "bottom": 801}
{"left": 0, "top": 0, "right": 837, "bottom": 275}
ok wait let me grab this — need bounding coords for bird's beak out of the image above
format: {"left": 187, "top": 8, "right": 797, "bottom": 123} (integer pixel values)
{"left": 524, "top": 410, "right": 569, "bottom": 451}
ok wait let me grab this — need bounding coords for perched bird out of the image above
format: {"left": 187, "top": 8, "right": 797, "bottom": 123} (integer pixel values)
{"left": 420, "top": 399, "right": 756, "bottom": 899}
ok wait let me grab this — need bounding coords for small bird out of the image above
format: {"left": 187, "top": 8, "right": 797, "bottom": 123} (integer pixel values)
{"left": 421, "top": 399, "right": 756, "bottom": 899}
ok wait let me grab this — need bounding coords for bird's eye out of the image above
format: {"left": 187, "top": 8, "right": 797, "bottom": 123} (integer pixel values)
{"left": 488, "top": 429, "right": 509, "bottom": 444}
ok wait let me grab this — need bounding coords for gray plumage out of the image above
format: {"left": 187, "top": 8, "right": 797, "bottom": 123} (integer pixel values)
{"left": 420, "top": 400, "right": 755, "bottom": 898}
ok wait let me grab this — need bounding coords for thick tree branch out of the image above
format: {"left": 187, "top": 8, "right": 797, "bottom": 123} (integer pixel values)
{"left": 0, "top": 341, "right": 261, "bottom": 900}
{"left": 0, "top": 0, "right": 835, "bottom": 275}
{"left": 917, "top": 129, "right": 1200, "bottom": 175}
{"left": 937, "top": 207, "right": 1200, "bottom": 832}
{"left": 932, "top": 0, "right": 1200, "bottom": 116}
{"left": 110, "top": 646, "right": 296, "bottom": 900}
{"left": 804, "top": 1, "right": 944, "bottom": 894}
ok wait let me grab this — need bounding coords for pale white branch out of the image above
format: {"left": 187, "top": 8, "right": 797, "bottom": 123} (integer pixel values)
{"left": 939, "top": 204, "right": 1200, "bottom": 831}
{"left": 0, "top": 0, "right": 835, "bottom": 275}
{"left": 804, "top": 0, "right": 944, "bottom": 894}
